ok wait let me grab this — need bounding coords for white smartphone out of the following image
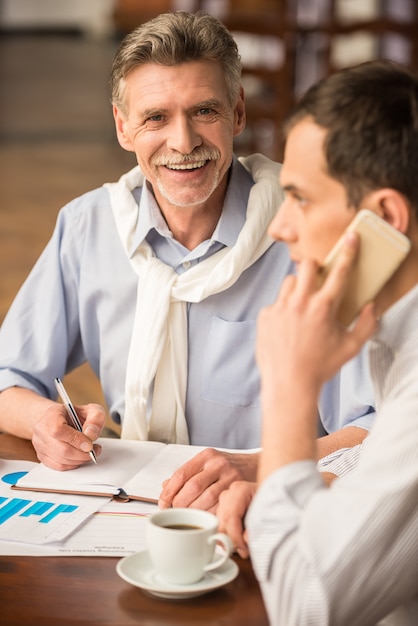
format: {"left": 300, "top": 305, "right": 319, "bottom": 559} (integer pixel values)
{"left": 319, "top": 209, "right": 411, "bottom": 326}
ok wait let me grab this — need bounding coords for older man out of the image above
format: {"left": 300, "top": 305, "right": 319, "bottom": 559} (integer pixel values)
{"left": 0, "top": 12, "right": 373, "bottom": 511}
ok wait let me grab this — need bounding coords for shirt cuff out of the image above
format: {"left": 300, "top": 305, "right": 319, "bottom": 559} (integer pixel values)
{"left": 246, "top": 460, "right": 324, "bottom": 581}
{"left": 317, "top": 443, "right": 364, "bottom": 477}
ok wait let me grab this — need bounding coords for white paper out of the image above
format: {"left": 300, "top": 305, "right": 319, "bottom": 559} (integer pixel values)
{"left": 123, "top": 442, "right": 207, "bottom": 500}
{"left": 0, "top": 460, "right": 108, "bottom": 544}
{"left": 15, "top": 439, "right": 207, "bottom": 500}
{"left": 0, "top": 496, "right": 158, "bottom": 556}
{"left": 0, "top": 441, "right": 260, "bottom": 556}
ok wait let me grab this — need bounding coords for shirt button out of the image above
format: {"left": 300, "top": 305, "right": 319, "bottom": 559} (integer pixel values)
{"left": 182, "top": 261, "right": 191, "bottom": 269}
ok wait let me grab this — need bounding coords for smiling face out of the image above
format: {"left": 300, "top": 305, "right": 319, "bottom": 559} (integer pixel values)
{"left": 270, "top": 117, "right": 358, "bottom": 265}
{"left": 113, "top": 60, "right": 245, "bottom": 214}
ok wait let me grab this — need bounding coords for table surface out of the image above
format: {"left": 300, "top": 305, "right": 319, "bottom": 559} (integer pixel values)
{"left": 0, "top": 434, "right": 268, "bottom": 626}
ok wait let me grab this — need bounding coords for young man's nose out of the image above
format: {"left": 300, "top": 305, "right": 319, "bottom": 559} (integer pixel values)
{"left": 268, "top": 199, "right": 297, "bottom": 243}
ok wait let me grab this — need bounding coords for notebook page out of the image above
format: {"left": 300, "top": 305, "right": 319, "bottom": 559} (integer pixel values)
{"left": 15, "top": 439, "right": 166, "bottom": 495}
{"left": 123, "top": 443, "right": 207, "bottom": 500}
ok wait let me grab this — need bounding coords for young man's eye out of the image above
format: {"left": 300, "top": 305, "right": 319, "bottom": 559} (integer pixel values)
{"left": 296, "top": 195, "right": 307, "bottom": 207}
{"left": 289, "top": 192, "right": 307, "bottom": 207}
{"left": 284, "top": 190, "right": 307, "bottom": 208}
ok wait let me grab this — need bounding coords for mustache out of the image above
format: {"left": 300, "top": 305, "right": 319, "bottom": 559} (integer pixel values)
{"left": 151, "top": 148, "right": 220, "bottom": 167}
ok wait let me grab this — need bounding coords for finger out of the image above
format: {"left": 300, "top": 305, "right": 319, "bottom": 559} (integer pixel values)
{"left": 221, "top": 513, "right": 248, "bottom": 558}
{"left": 293, "top": 258, "right": 321, "bottom": 297}
{"left": 35, "top": 440, "right": 101, "bottom": 470}
{"left": 172, "top": 479, "right": 226, "bottom": 511}
{"left": 38, "top": 439, "right": 102, "bottom": 470}
{"left": 321, "top": 232, "right": 359, "bottom": 302}
{"left": 158, "top": 472, "right": 203, "bottom": 508}
{"left": 160, "top": 469, "right": 218, "bottom": 510}
{"left": 36, "top": 452, "right": 94, "bottom": 471}
{"left": 45, "top": 403, "right": 96, "bottom": 453}
{"left": 236, "top": 545, "right": 250, "bottom": 559}
{"left": 34, "top": 422, "right": 101, "bottom": 469}
{"left": 328, "top": 303, "right": 377, "bottom": 369}
{"left": 161, "top": 462, "right": 240, "bottom": 511}
{"left": 158, "top": 457, "right": 206, "bottom": 507}
{"left": 76, "top": 403, "right": 106, "bottom": 441}
{"left": 159, "top": 448, "right": 237, "bottom": 507}
{"left": 218, "top": 486, "right": 252, "bottom": 558}
{"left": 275, "top": 273, "right": 297, "bottom": 304}
{"left": 63, "top": 422, "right": 97, "bottom": 454}
{"left": 348, "top": 302, "right": 378, "bottom": 348}
{"left": 174, "top": 455, "right": 247, "bottom": 510}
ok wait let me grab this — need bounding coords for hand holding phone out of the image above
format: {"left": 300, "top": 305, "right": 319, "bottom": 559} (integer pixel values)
{"left": 319, "top": 209, "right": 411, "bottom": 326}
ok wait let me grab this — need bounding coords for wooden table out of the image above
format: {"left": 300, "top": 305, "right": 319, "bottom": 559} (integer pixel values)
{"left": 0, "top": 434, "right": 269, "bottom": 626}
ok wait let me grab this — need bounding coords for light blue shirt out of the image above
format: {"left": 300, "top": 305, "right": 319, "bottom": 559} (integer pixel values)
{"left": 0, "top": 158, "right": 374, "bottom": 448}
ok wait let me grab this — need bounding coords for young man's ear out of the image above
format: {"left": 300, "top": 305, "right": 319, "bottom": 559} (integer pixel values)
{"left": 113, "top": 105, "right": 135, "bottom": 152}
{"left": 364, "top": 189, "right": 410, "bottom": 234}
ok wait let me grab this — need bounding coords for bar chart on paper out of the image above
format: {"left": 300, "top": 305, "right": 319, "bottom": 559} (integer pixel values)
{"left": 0, "top": 460, "right": 107, "bottom": 544}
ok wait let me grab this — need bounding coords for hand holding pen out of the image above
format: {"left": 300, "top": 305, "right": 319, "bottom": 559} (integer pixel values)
{"left": 54, "top": 377, "right": 98, "bottom": 464}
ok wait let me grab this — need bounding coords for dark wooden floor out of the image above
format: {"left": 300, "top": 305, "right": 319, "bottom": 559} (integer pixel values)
{"left": 0, "top": 32, "right": 139, "bottom": 433}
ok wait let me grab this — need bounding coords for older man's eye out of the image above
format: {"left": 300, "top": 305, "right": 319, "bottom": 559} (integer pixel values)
{"left": 148, "top": 114, "right": 164, "bottom": 122}
{"left": 196, "top": 108, "right": 217, "bottom": 117}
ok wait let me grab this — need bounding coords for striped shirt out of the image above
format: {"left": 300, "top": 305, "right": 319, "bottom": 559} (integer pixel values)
{"left": 247, "top": 284, "right": 418, "bottom": 625}
{"left": 317, "top": 444, "right": 363, "bottom": 476}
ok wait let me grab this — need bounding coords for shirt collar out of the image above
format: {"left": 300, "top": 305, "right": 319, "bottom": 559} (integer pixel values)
{"left": 372, "top": 282, "right": 418, "bottom": 354}
{"left": 128, "top": 156, "right": 254, "bottom": 257}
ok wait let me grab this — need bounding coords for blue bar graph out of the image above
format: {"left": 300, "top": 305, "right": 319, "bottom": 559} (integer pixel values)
{"left": 0, "top": 498, "right": 31, "bottom": 524}
{"left": 20, "top": 501, "right": 54, "bottom": 518}
{"left": 0, "top": 497, "right": 79, "bottom": 525}
{"left": 0, "top": 465, "right": 96, "bottom": 544}
{"left": 41, "top": 504, "right": 78, "bottom": 523}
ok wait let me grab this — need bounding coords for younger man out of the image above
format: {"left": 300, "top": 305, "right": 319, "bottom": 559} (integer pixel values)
{"left": 218, "top": 60, "right": 418, "bottom": 624}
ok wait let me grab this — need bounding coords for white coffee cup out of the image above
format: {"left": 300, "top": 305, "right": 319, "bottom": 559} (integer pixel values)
{"left": 146, "top": 508, "right": 234, "bottom": 585}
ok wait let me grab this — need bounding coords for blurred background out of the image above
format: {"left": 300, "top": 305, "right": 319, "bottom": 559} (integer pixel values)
{"left": 0, "top": 0, "right": 417, "bottom": 431}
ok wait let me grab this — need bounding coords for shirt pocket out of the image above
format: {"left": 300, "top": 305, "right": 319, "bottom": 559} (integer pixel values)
{"left": 201, "top": 316, "right": 260, "bottom": 408}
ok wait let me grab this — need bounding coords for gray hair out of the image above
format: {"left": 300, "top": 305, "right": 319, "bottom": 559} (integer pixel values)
{"left": 110, "top": 11, "right": 242, "bottom": 114}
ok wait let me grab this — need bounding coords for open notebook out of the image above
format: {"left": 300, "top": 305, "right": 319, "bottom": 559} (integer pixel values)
{"left": 12, "top": 438, "right": 208, "bottom": 503}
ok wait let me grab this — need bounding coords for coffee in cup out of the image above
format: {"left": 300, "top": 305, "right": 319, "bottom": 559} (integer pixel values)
{"left": 146, "top": 508, "right": 234, "bottom": 585}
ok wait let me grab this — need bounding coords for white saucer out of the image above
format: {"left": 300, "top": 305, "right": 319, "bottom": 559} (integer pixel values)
{"left": 116, "top": 550, "right": 239, "bottom": 599}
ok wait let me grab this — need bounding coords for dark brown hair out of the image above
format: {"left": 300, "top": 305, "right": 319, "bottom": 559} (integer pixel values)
{"left": 285, "top": 60, "right": 418, "bottom": 214}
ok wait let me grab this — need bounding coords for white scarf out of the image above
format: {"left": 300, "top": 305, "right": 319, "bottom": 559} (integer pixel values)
{"left": 105, "top": 154, "right": 282, "bottom": 443}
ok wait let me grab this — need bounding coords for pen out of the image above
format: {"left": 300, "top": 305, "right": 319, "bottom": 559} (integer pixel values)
{"left": 54, "top": 377, "right": 98, "bottom": 464}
